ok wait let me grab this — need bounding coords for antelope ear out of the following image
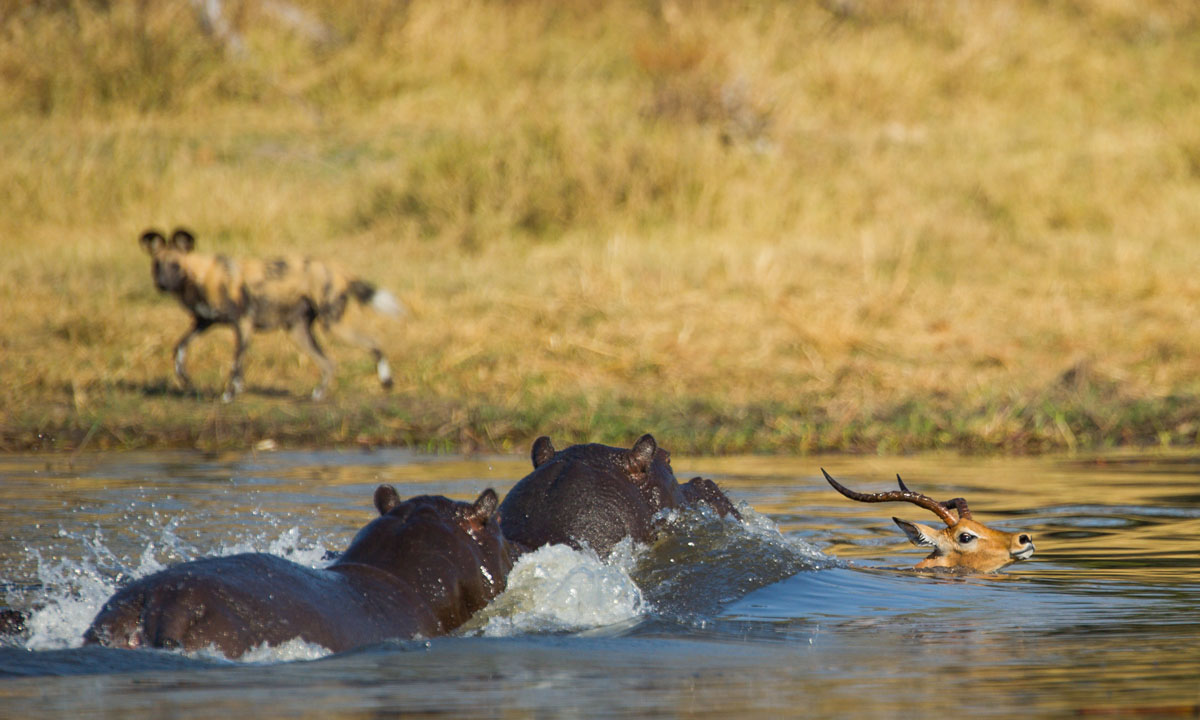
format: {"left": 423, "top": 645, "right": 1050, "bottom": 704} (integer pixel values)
{"left": 627, "top": 434, "right": 657, "bottom": 473}
{"left": 374, "top": 484, "right": 402, "bottom": 515}
{"left": 531, "top": 436, "right": 555, "bottom": 468}
{"left": 140, "top": 230, "right": 166, "bottom": 254}
{"left": 894, "top": 518, "right": 938, "bottom": 547}
{"left": 471, "top": 488, "right": 499, "bottom": 522}
{"left": 170, "top": 228, "right": 196, "bottom": 253}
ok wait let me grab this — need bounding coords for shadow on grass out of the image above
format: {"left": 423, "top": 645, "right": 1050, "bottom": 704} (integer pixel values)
{"left": 114, "top": 379, "right": 293, "bottom": 401}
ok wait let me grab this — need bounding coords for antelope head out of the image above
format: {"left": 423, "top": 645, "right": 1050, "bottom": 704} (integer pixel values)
{"left": 822, "top": 469, "right": 1034, "bottom": 573}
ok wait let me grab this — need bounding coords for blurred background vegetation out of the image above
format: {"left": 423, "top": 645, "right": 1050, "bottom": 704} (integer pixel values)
{"left": 2, "top": 0, "right": 1200, "bottom": 454}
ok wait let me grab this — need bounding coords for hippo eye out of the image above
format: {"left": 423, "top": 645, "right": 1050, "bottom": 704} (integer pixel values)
{"left": 957, "top": 532, "right": 976, "bottom": 544}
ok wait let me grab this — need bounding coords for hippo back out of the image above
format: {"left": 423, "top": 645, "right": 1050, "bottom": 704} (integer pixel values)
{"left": 84, "top": 487, "right": 514, "bottom": 657}
{"left": 83, "top": 552, "right": 432, "bottom": 655}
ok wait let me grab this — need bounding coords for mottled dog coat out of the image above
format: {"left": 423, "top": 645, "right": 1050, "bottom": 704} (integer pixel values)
{"left": 140, "top": 227, "right": 403, "bottom": 401}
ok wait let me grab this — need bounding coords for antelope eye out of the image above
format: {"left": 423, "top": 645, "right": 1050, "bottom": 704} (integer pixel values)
{"left": 957, "top": 532, "right": 976, "bottom": 544}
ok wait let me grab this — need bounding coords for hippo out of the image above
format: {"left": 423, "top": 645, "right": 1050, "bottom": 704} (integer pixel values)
{"left": 498, "top": 434, "right": 741, "bottom": 557}
{"left": 83, "top": 486, "right": 515, "bottom": 658}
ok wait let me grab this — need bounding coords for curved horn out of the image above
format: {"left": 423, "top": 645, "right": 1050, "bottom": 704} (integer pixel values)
{"left": 823, "top": 469, "right": 958, "bottom": 527}
{"left": 945, "top": 497, "right": 972, "bottom": 520}
{"left": 897, "top": 474, "right": 972, "bottom": 520}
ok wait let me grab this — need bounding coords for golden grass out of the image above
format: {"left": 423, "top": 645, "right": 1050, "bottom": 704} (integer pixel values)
{"left": 3, "top": 0, "right": 1200, "bottom": 454}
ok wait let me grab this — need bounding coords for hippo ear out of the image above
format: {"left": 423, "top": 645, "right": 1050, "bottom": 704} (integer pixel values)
{"left": 470, "top": 488, "right": 499, "bottom": 522}
{"left": 627, "top": 434, "right": 657, "bottom": 473}
{"left": 140, "top": 229, "right": 166, "bottom": 255}
{"left": 374, "top": 485, "right": 402, "bottom": 515}
{"left": 170, "top": 228, "right": 196, "bottom": 253}
{"left": 531, "top": 436, "right": 555, "bottom": 467}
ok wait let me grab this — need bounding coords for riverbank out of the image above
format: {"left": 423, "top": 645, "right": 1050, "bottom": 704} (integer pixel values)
{"left": 3, "top": 1, "right": 1199, "bottom": 455}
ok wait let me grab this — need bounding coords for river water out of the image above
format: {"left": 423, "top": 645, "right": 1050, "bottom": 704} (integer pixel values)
{"left": 0, "top": 449, "right": 1197, "bottom": 718}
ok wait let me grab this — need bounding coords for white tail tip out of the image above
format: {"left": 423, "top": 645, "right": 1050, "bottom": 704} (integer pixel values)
{"left": 371, "top": 289, "right": 406, "bottom": 318}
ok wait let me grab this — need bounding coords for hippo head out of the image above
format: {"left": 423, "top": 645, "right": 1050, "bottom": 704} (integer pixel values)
{"left": 499, "top": 433, "right": 694, "bottom": 556}
{"left": 531, "top": 433, "right": 685, "bottom": 513}
{"left": 340, "top": 486, "right": 516, "bottom": 627}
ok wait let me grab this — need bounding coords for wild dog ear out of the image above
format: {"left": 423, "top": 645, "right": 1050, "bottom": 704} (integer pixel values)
{"left": 531, "top": 436, "right": 555, "bottom": 467}
{"left": 374, "top": 485, "right": 402, "bottom": 515}
{"left": 470, "top": 488, "right": 499, "bottom": 522}
{"left": 170, "top": 228, "right": 196, "bottom": 253}
{"left": 627, "top": 434, "right": 657, "bottom": 474}
{"left": 894, "top": 517, "right": 938, "bottom": 547}
{"left": 139, "top": 230, "right": 166, "bottom": 254}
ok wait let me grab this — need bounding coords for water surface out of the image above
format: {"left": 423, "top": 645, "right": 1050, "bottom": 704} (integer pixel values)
{"left": 1, "top": 449, "right": 1197, "bottom": 718}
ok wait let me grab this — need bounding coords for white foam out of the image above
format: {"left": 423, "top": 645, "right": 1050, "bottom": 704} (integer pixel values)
{"left": 469, "top": 542, "right": 645, "bottom": 636}
{"left": 20, "top": 523, "right": 334, "bottom": 653}
{"left": 18, "top": 505, "right": 811, "bottom": 658}
{"left": 24, "top": 547, "right": 122, "bottom": 651}
{"left": 737, "top": 504, "right": 832, "bottom": 563}
{"left": 241, "top": 637, "right": 333, "bottom": 662}
{"left": 218, "top": 525, "right": 334, "bottom": 568}
{"left": 187, "top": 637, "right": 333, "bottom": 664}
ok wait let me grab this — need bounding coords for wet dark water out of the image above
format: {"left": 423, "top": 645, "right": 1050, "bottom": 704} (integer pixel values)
{"left": 1, "top": 449, "right": 1198, "bottom": 718}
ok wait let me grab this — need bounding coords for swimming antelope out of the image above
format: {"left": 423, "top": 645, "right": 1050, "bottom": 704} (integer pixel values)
{"left": 822, "top": 469, "right": 1034, "bottom": 572}
{"left": 140, "top": 227, "right": 404, "bottom": 402}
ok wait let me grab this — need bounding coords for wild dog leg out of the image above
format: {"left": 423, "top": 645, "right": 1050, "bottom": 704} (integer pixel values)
{"left": 330, "top": 323, "right": 394, "bottom": 390}
{"left": 173, "top": 318, "right": 213, "bottom": 390}
{"left": 222, "top": 318, "right": 251, "bottom": 403}
{"left": 289, "top": 320, "right": 335, "bottom": 400}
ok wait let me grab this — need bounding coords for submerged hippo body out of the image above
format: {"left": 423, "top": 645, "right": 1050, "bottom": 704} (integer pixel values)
{"left": 498, "top": 434, "right": 740, "bottom": 557}
{"left": 84, "top": 487, "right": 514, "bottom": 658}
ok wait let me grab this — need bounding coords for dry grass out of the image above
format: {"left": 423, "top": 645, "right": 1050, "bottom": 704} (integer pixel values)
{"left": 3, "top": 0, "right": 1200, "bottom": 454}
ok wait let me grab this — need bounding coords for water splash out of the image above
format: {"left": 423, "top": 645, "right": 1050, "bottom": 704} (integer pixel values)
{"left": 218, "top": 525, "right": 334, "bottom": 568}
{"left": 10, "top": 491, "right": 825, "bottom": 661}
{"left": 187, "top": 637, "right": 333, "bottom": 664}
{"left": 463, "top": 504, "right": 828, "bottom": 636}
{"left": 636, "top": 503, "right": 837, "bottom": 618}
{"left": 18, "top": 517, "right": 335, "bottom": 656}
{"left": 23, "top": 548, "right": 121, "bottom": 651}
{"left": 467, "top": 542, "right": 646, "bottom": 636}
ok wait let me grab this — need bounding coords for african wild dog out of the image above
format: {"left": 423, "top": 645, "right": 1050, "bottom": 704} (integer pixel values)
{"left": 140, "top": 227, "right": 404, "bottom": 402}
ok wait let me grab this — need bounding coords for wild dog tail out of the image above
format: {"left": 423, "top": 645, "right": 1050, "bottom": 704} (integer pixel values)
{"left": 349, "top": 279, "right": 406, "bottom": 318}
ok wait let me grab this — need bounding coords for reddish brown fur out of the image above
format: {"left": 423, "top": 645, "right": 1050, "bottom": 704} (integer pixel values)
{"left": 823, "top": 469, "right": 1035, "bottom": 573}
{"left": 894, "top": 515, "right": 1035, "bottom": 573}
{"left": 140, "top": 227, "right": 401, "bottom": 401}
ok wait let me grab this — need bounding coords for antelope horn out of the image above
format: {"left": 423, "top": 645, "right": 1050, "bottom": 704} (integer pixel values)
{"left": 945, "top": 497, "right": 972, "bottom": 520}
{"left": 897, "top": 474, "right": 972, "bottom": 520}
{"left": 823, "top": 469, "right": 958, "bottom": 527}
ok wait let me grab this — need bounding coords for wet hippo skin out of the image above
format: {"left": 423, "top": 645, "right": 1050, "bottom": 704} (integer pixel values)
{"left": 83, "top": 487, "right": 515, "bottom": 658}
{"left": 498, "top": 434, "right": 741, "bottom": 557}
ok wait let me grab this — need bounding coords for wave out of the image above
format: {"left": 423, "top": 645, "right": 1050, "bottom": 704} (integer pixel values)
{"left": 7, "top": 502, "right": 825, "bottom": 663}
